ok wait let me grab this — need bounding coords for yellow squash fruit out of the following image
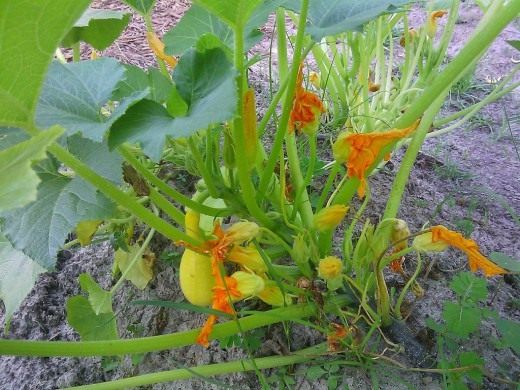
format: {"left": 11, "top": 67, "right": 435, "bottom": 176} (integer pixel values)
{"left": 179, "top": 209, "right": 214, "bottom": 306}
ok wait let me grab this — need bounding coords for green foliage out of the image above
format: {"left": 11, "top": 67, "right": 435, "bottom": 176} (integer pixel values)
{"left": 285, "top": 0, "right": 414, "bottom": 41}
{"left": 66, "top": 295, "right": 118, "bottom": 341}
{"left": 0, "top": 234, "right": 45, "bottom": 328}
{"left": 442, "top": 303, "right": 481, "bottom": 338}
{"left": 0, "top": 0, "right": 90, "bottom": 128}
{"left": 495, "top": 318, "right": 520, "bottom": 355}
{"left": 36, "top": 59, "right": 148, "bottom": 142}
{"left": 78, "top": 273, "right": 113, "bottom": 315}
{"left": 489, "top": 252, "right": 520, "bottom": 272}
{"left": 450, "top": 272, "right": 488, "bottom": 302}
{"left": 113, "top": 65, "right": 173, "bottom": 104}
{"left": 1, "top": 153, "right": 117, "bottom": 269}
{"left": 0, "top": 127, "right": 62, "bottom": 213}
{"left": 61, "top": 8, "right": 131, "bottom": 51}
{"left": 163, "top": 4, "right": 265, "bottom": 56}
{"left": 109, "top": 47, "right": 237, "bottom": 160}
{"left": 305, "top": 363, "right": 342, "bottom": 389}
{"left": 121, "top": 0, "right": 156, "bottom": 15}
{"left": 0, "top": 128, "right": 30, "bottom": 150}
{"left": 194, "top": 0, "right": 263, "bottom": 29}
{"left": 507, "top": 40, "right": 520, "bottom": 51}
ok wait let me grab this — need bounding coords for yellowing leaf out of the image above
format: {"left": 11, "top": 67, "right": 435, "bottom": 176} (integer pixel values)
{"left": 114, "top": 246, "right": 154, "bottom": 289}
{"left": 76, "top": 220, "right": 102, "bottom": 246}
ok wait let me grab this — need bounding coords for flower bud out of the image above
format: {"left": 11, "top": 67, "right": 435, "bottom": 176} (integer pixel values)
{"left": 391, "top": 219, "right": 410, "bottom": 251}
{"left": 427, "top": 10, "right": 448, "bottom": 38}
{"left": 228, "top": 244, "right": 267, "bottom": 275}
{"left": 231, "top": 271, "right": 265, "bottom": 299}
{"left": 309, "top": 71, "right": 321, "bottom": 89}
{"left": 318, "top": 256, "right": 343, "bottom": 280}
{"left": 313, "top": 205, "right": 349, "bottom": 232}
{"left": 412, "top": 232, "right": 449, "bottom": 252}
{"left": 332, "top": 132, "right": 351, "bottom": 164}
{"left": 257, "top": 280, "right": 291, "bottom": 306}
{"left": 226, "top": 221, "right": 260, "bottom": 244}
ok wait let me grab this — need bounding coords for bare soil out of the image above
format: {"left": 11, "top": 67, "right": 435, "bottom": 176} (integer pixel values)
{"left": 1, "top": 1, "right": 519, "bottom": 389}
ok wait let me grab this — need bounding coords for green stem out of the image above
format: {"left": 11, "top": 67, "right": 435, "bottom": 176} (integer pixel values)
{"left": 188, "top": 137, "right": 219, "bottom": 199}
{"left": 383, "top": 95, "right": 446, "bottom": 221}
{"left": 257, "top": 0, "right": 310, "bottom": 200}
{"left": 276, "top": 8, "right": 289, "bottom": 85}
{"left": 395, "top": 0, "right": 520, "bottom": 129}
{"left": 395, "top": 253, "right": 422, "bottom": 320}
{"left": 286, "top": 133, "right": 313, "bottom": 228}
{"left": 118, "top": 146, "right": 232, "bottom": 217}
{"left": 149, "top": 188, "right": 185, "bottom": 226}
{"left": 316, "top": 163, "right": 339, "bottom": 212}
{"left": 47, "top": 144, "right": 199, "bottom": 246}
{"left": 144, "top": 14, "right": 170, "bottom": 79}
{"left": 72, "top": 42, "right": 80, "bottom": 62}
{"left": 0, "top": 299, "right": 350, "bottom": 357}
{"left": 232, "top": 26, "right": 273, "bottom": 228}
{"left": 66, "top": 344, "right": 327, "bottom": 390}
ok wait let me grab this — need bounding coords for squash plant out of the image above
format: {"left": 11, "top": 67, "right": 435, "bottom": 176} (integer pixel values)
{"left": 0, "top": 0, "right": 519, "bottom": 387}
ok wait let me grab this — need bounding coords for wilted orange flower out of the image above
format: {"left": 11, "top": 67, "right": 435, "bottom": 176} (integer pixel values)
{"left": 389, "top": 256, "right": 405, "bottom": 274}
{"left": 146, "top": 31, "right": 177, "bottom": 68}
{"left": 427, "top": 10, "right": 448, "bottom": 38}
{"left": 289, "top": 64, "right": 326, "bottom": 136}
{"left": 333, "top": 121, "right": 420, "bottom": 198}
{"left": 327, "top": 323, "right": 349, "bottom": 352}
{"left": 430, "top": 226, "right": 507, "bottom": 277}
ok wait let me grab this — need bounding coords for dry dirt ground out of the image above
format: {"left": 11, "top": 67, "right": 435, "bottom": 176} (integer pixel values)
{"left": 1, "top": 1, "right": 519, "bottom": 389}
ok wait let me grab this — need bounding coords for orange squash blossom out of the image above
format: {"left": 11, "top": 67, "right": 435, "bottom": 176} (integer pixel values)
{"left": 430, "top": 225, "right": 507, "bottom": 277}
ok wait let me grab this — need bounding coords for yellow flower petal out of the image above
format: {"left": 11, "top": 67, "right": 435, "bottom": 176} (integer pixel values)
{"left": 318, "top": 256, "right": 343, "bottom": 280}
{"left": 313, "top": 205, "right": 349, "bottom": 232}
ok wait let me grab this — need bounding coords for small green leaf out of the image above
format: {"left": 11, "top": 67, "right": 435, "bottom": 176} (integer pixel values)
{"left": 121, "top": 0, "right": 156, "bottom": 15}
{"left": 495, "top": 318, "right": 520, "bottom": 354}
{"left": 0, "top": 234, "right": 45, "bottom": 328}
{"left": 1, "top": 150, "right": 117, "bottom": 269}
{"left": 489, "top": 252, "right": 520, "bottom": 272}
{"left": 450, "top": 272, "right": 487, "bottom": 302}
{"left": 78, "top": 273, "right": 113, "bottom": 314}
{"left": 113, "top": 65, "right": 173, "bottom": 104}
{"left": 114, "top": 246, "right": 154, "bottom": 290}
{"left": 62, "top": 8, "right": 131, "bottom": 51}
{"left": 0, "top": 0, "right": 90, "bottom": 128}
{"left": 0, "top": 126, "right": 63, "bottom": 213}
{"left": 109, "top": 47, "right": 236, "bottom": 160}
{"left": 194, "top": 0, "right": 263, "bottom": 29}
{"left": 284, "top": 0, "right": 413, "bottom": 41}
{"left": 166, "top": 88, "right": 189, "bottom": 117}
{"left": 442, "top": 302, "right": 481, "bottom": 338}
{"left": 306, "top": 366, "right": 327, "bottom": 380}
{"left": 507, "top": 40, "right": 520, "bottom": 51}
{"left": 66, "top": 296, "right": 118, "bottom": 341}
{"left": 458, "top": 352, "right": 483, "bottom": 383}
{"left": 36, "top": 59, "right": 147, "bottom": 142}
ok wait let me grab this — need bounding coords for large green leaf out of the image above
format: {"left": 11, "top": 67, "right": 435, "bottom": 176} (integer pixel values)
{"left": 164, "top": 4, "right": 269, "bottom": 56}
{"left": 284, "top": 0, "right": 412, "bottom": 41}
{"left": 0, "top": 0, "right": 90, "bottom": 128}
{"left": 1, "top": 152, "right": 117, "bottom": 270}
{"left": 496, "top": 318, "right": 520, "bottom": 354}
{"left": 0, "top": 128, "right": 30, "bottom": 151}
{"left": 0, "top": 127, "right": 63, "bottom": 213}
{"left": 62, "top": 8, "right": 131, "bottom": 51}
{"left": 121, "top": 0, "right": 156, "bottom": 15}
{"left": 194, "top": 0, "right": 263, "bottom": 29}
{"left": 36, "top": 59, "right": 148, "bottom": 142}
{"left": 112, "top": 65, "right": 173, "bottom": 104}
{"left": 109, "top": 47, "right": 236, "bottom": 160}
{"left": 0, "top": 234, "right": 45, "bottom": 328}
{"left": 66, "top": 296, "right": 118, "bottom": 341}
